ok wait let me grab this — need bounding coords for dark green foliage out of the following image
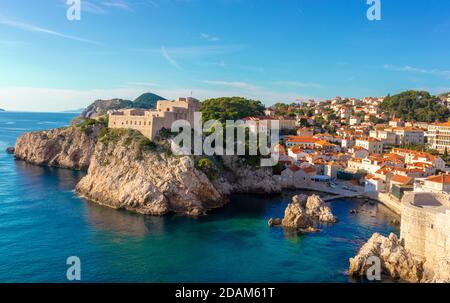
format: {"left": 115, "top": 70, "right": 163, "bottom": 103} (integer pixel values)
{"left": 380, "top": 90, "right": 450, "bottom": 122}
{"left": 201, "top": 97, "right": 265, "bottom": 123}
{"left": 157, "top": 127, "right": 175, "bottom": 140}
{"left": 97, "top": 116, "right": 109, "bottom": 127}
{"left": 98, "top": 128, "right": 126, "bottom": 144}
{"left": 133, "top": 93, "right": 166, "bottom": 109}
{"left": 272, "top": 162, "right": 284, "bottom": 175}
{"left": 196, "top": 156, "right": 220, "bottom": 180}
{"left": 75, "top": 118, "right": 106, "bottom": 134}
{"left": 138, "top": 137, "right": 157, "bottom": 152}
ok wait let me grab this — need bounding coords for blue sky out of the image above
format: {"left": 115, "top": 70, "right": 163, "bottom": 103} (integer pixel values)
{"left": 0, "top": 0, "right": 449, "bottom": 111}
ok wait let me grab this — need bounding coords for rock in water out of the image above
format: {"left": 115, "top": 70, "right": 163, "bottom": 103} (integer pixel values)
{"left": 305, "top": 194, "right": 337, "bottom": 223}
{"left": 268, "top": 218, "right": 282, "bottom": 227}
{"left": 5, "top": 147, "right": 14, "bottom": 154}
{"left": 349, "top": 233, "right": 424, "bottom": 282}
{"left": 281, "top": 202, "right": 313, "bottom": 229}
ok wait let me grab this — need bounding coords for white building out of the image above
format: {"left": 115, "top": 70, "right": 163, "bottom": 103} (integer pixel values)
{"left": 427, "top": 122, "right": 450, "bottom": 153}
{"left": 414, "top": 174, "right": 450, "bottom": 193}
{"left": 355, "top": 138, "right": 383, "bottom": 154}
{"left": 369, "top": 129, "right": 397, "bottom": 146}
{"left": 349, "top": 116, "right": 361, "bottom": 126}
{"left": 392, "top": 127, "right": 425, "bottom": 146}
{"left": 364, "top": 174, "right": 386, "bottom": 193}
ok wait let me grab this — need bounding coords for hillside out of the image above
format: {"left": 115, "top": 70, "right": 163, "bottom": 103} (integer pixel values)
{"left": 380, "top": 90, "right": 450, "bottom": 123}
{"left": 79, "top": 93, "right": 166, "bottom": 119}
{"left": 133, "top": 92, "right": 166, "bottom": 109}
{"left": 81, "top": 98, "right": 133, "bottom": 119}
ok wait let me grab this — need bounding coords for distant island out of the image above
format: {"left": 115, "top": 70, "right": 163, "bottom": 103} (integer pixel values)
{"left": 0, "top": 108, "right": 5, "bottom": 112}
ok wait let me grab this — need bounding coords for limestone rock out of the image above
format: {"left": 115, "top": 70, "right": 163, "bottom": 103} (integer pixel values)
{"left": 14, "top": 125, "right": 102, "bottom": 171}
{"left": 76, "top": 133, "right": 228, "bottom": 216}
{"left": 281, "top": 202, "right": 313, "bottom": 229}
{"left": 268, "top": 218, "right": 282, "bottom": 227}
{"left": 219, "top": 156, "right": 281, "bottom": 194}
{"left": 429, "top": 258, "right": 450, "bottom": 283}
{"left": 14, "top": 126, "right": 281, "bottom": 217}
{"left": 349, "top": 233, "right": 424, "bottom": 282}
{"left": 292, "top": 194, "right": 307, "bottom": 207}
{"left": 305, "top": 194, "right": 337, "bottom": 223}
{"left": 301, "top": 226, "right": 320, "bottom": 233}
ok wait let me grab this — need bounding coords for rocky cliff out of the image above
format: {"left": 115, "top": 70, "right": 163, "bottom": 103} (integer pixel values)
{"left": 14, "top": 124, "right": 280, "bottom": 216}
{"left": 75, "top": 129, "right": 227, "bottom": 216}
{"left": 349, "top": 233, "right": 424, "bottom": 282}
{"left": 216, "top": 156, "right": 281, "bottom": 195}
{"left": 14, "top": 125, "right": 102, "bottom": 170}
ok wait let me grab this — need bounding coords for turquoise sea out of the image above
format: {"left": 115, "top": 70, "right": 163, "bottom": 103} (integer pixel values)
{"left": 0, "top": 111, "right": 400, "bottom": 282}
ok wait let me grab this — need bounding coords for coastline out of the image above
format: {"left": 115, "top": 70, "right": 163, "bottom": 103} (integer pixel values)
{"left": 291, "top": 184, "right": 402, "bottom": 216}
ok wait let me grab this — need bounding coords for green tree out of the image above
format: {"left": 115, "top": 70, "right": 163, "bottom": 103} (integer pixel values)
{"left": 200, "top": 97, "right": 265, "bottom": 123}
{"left": 380, "top": 90, "right": 450, "bottom": 122}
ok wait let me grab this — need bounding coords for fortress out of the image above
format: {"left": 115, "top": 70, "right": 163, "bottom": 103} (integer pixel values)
{"left": 108, "top": 97, "right": 200, "bottom": 140}
{"left": 401, "top": 192, "right": 450, "bottom": 280}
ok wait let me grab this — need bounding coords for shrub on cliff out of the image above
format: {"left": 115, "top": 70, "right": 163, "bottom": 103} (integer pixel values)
{"left": 98, "top": 128, "right": 126, "bottom": 144}
{"left": 138, "top": 137, "right": 157, "bottom": 152}
{"left": 196, "top": 157, "right": 220, "bottom": 180}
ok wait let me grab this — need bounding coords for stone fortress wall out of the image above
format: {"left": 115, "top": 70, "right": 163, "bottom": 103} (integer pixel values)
{"left": 108, "top": 97, "right": 200, "bottom": 140}
{"left": 401, "top": 192, "right": 450, "bottom": 278}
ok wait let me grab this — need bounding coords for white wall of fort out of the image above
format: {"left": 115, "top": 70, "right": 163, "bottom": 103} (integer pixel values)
{"left": 401, "top": 192, "right": 450, "bottom": 277}
{"left": 108, "top": 97, "right": 200, "bottom": 140}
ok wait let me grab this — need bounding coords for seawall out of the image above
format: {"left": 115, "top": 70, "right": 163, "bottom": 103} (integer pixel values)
{"left": 401, "top": 192, "right": 450, "bottom": 280}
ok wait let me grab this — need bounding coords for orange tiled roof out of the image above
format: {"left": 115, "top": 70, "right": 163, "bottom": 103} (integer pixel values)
{"left": 302, "top": 166, "right": 316, "bottom": 173}
{"left": 286, "top": 136, "right": 320, "bottom": 143}
{"left": 288, "top": 165, "right": 301, "bottom": 172}
{"left": 425, "top": 174, "right": 450, "bottom": 184}
{"left": 391, "top": 174, "right": 413, "bottom": 184}
{"left": 432, "top": 121, "right": 450, "bottom": 127}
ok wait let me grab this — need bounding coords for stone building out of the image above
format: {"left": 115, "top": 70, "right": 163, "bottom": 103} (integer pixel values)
{"left": 401, "top": 192, "right": 450, "bottom": 280}
{"left": 108, "top": 97, "right": 200, "bottom": 140}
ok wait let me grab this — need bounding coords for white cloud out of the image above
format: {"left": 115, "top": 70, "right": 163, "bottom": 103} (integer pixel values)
{"left": 81, "top": 1, "right": 107, "bottom": 14}
{"left": 127, "top": 82, "right": 161, "bottom": 87}
{"left": 383, "top": 64, "right": 450, "bottom": 79}
{"left": 277, "top": 81, "right": 322, "bottom": 89}
{"left": 161, "top": 46, "right": 182, "bottom": 69}
{"left": 202, "top": 80, "right": 256, "bottom": 90}
{"left": 0, "top": 15, "right": 100, "bottom": 45}
{"left": 200, "top": 33, "right": 220, "bottom": 42}
{"left": 135, "top": 44, "right": 243, "bottom": 58}
{"left": 101, "top": 0, "right": 132, "bottom": 11}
